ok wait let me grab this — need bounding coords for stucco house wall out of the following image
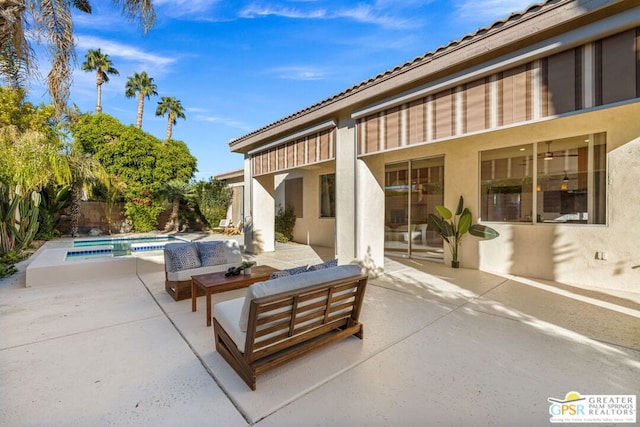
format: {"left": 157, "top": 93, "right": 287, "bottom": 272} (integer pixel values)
{"left": 228, "top": 0, "right": 640, "bottom": 293}
{"left": 351, "top": 102, "right": 640, "bottom": 291}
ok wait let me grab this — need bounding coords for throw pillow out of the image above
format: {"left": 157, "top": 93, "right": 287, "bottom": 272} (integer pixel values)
{"left": 269, "top": 264, "right": 309, "bottom": 280}
{"left": 197, "top": 241, "right": 228, "bottom": 266}
{"left": 165, "top": 243, "right": 201, "bottom": 272}
{"left": 308, "top": 258, "right": 338, "bottom": 271}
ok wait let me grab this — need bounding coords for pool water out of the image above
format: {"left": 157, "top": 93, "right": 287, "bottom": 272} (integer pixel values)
{"left": 66, "top": 235, "right": 187, "bottom": 260}
{"left": 73, "top": 235, "right": 179, "bottom": 247}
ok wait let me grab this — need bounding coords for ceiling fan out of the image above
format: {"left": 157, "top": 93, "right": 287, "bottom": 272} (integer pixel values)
{"left": 541, "top": 142, "right": 579, "bottom": 161}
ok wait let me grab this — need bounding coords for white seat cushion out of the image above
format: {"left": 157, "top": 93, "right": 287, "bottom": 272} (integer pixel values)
{"left": 213, "top": 297, "right": 246, "bottom": 351}
{"left": 238, "top": 264, "right": 362, "bottom": 331}
{"left": 166, "top": 262, "right": 240, "bottom": 282}
{"left": 164, "top": 239, "right": 242, "bottom": 281}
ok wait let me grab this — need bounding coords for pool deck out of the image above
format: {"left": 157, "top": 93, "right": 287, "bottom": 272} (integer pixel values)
{"left": 25, "top": 236, "right": 184, "bottom": 287}
{"left": 1, "top": 233, "right": 639, "bottom": 426}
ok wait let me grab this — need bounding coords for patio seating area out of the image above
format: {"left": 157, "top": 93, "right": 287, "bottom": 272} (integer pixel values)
{"left": 1, "top": 233, "right": 639, "bottom": 425}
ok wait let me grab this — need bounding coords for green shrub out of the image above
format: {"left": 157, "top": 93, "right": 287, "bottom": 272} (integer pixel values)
{"left": 192, "top": 178, "right": 233, "bottom": 228}
{"left": 0, "top": 264, "right": 17, "bottom": 278}
{"left": 36, "top": 186, "right": 70, "bottom": 240}
{"left": 0, "top": 250, "right": 23, "bottom": 279}
{"left": 275, "top": 231, "right": 289, "bottom": 243}
{"left": 124, "top": 198, "right": 165, "bottom": 232}
{"left": 275, "top": 205, "right": 296, "bottom": 241}
{"left": 0, "top": 250, "right": 24, "bottom": 264}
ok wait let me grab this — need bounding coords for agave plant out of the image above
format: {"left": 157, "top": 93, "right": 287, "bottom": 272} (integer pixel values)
{"left": 427, "top": 196, "right": 499, "bottom": 268}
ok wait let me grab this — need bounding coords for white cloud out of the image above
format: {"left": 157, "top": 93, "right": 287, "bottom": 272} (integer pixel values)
{"left": 454, "top": 0, "right": 534, "bottom": 25}
{"left": 186, "top": 107, "right": 208, "bottom": 113}
{"left": 73, "top": 13, "right": 124, "bottom": 31}
{"left": 76, "top": 35, "right": 176, "bottom": 72}
{"left": 267, "top": 65, "right": 327, "bottom": 81}
{"left": 239, "top": 4, "right": 327, "bottom": 19}
{"left": 153, "top": 0, "right": 221, "bottom": 17}
{"left": 335, "top": 4, "right": 413, "bottom": 29}
{"left": 239, "top": 2, "right": 420, "bottom": 29}
{"left": 195, "top": 113, "right": 253, "bottom": 132}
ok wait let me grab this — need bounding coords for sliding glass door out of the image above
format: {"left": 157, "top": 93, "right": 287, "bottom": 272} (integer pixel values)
{"left": 384, "top": 157, "right": 444, "bottom": 261}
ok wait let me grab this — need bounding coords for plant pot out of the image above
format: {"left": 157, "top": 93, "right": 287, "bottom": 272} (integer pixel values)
{"left": 451, "top": 260, "right": 460, "bottom": 269}
{"left": 243, "top": 268, "right": 252, "bottom": 275}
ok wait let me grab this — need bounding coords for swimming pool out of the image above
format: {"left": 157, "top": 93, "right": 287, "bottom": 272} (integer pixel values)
{"left": 73, "top": 235, "right": 184, "bottom": 247}
{"left": 66, "top": 235, "right": 188, "bottom": 260}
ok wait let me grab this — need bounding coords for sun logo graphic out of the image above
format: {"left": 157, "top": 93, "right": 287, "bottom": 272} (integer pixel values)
{"left": 548, "top": 391, "right": 586, "bottom": 419}
{"left": 549, "top": 391, "right": 636, "bottom": 423}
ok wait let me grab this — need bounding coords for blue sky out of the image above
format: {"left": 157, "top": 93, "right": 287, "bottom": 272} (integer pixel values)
{"left": 30, "top": 0, "right": 533, "bottom": 181}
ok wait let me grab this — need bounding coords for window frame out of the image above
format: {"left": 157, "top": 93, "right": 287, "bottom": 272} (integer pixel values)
{"left": 319, "top": 173, "right": 336, "bottom": 218}
{"left": 479, "top": 133, "right": 607, "bottom": 225}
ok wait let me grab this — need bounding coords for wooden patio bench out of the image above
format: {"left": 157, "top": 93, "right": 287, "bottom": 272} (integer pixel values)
{"left": 212, "top": 265, "right": 368, "bottom": 390}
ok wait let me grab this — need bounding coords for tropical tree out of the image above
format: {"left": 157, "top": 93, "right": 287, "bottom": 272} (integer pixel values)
{"left": 72, "top": 113, "right": 197, "bottom": 232}
{"left": 124, "top": 71, "right": 157, "bottom": 129}
{"left": 0, "top": 89, "right": 70, "bottom": 252}
{"left": 81, "top": 48, "right": 119, "bottom": 113}
{"left": 102, "top": 175, "right": 126, "bottom": 235}
{"left": 36, "top": 185, "right": 71, "bottom": 240}
{"left": 0, "top": 88, "right": 68, "bottom": 190}
{"left": 66, "top": 151, "right": 110, "bottom": 237}
{"left": 192, "top": 178, "right": 233, "bottom": 228}
{"left": 155, "top": 96, "right": 186, "bottom": 141}
{"left": 0, "top": 0, "right": 155, "bottom": 115}
{"left": 158, "top": 180, "right": 193, "bottom": 232}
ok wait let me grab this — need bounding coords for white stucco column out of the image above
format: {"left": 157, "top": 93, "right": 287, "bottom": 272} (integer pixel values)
{"left": 244, "top": 158, "right": 275, "bottom": 253}
{"left": 356, "top": 156, "right": 385, "bottom": 274}
{"left": 335, "top": 117, "right": 357, "bottom": 263}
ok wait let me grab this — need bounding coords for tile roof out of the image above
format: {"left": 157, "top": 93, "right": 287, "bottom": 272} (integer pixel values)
{"left": 229, "top": 0, "right": 555, "bottom": 147}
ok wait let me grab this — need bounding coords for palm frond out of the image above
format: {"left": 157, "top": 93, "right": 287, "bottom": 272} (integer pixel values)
{"left": 33, "top": 0, "right": 75, "bottom": 114}
{"left": 112, "top": 0, "right": 155, "bottom": 33}
{"left": 0, "top": 0, "right": 33, "bottom": 88}
{"left": 72, "top": 0, "right": 92, "bottom": 13}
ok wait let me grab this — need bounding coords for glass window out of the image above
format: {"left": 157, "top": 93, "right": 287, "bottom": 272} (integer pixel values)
{"left": 385, "top": 158, "right": 444, "bottom": 261}
{"left": 480, "top": 145, "right": 534, "bottom": 222}
{"left": 319, "top": 174, "right": 336, "bottom": 218}
{"left": 536, "top": 133, "right": 606, "bottom": 224}
{"left": 480, "top": 133, "right": 606, "bottom": 224}
{"left": 285, "top": 178, "right": 303, "bottom": 218}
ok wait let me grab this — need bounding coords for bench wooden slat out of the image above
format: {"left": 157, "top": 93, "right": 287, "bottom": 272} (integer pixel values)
{"left": 213, "top": 274, "right": 368, "bottom": 390}
{"left": 251, "top": 317, "right": 351, "bottom": 361}
{"left": 254, "top": 320, "right": 363, "bottom": 376}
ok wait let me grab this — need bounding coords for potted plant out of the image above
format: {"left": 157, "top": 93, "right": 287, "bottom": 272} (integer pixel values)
{"left": 427, "top": 196, "right": 499, "bottom": 268}
{"left": 240, "top": 261, "right": 256, "bottom": 275}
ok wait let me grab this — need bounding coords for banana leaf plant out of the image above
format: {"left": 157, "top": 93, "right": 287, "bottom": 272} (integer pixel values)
{"left": 427, "top": 195, "right": 499, "bottom": 268}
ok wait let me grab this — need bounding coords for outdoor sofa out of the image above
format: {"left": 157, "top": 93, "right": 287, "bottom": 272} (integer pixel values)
{"left": 164, "top": 240, "right": 242, "bottom": 301}
{"left": 212, "top": 263, "right": 368, "bottom": 390}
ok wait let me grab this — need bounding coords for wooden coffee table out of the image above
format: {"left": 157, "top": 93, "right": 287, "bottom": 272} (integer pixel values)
{"left": 191, "top": 265, "right": 279, "bottom": 326}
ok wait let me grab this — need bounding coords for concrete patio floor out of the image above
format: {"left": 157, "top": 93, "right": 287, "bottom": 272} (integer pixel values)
{"left": 1, "top": 233, "right": 639, "bottom": 426}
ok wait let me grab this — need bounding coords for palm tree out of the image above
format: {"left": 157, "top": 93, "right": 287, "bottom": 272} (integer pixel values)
{"left": 125, "top": 71, "right": 157, "bottom": 129}
{"left": 81, "top": 49, "right": 119, "bottom": 113}
{"left": 66, "top": 151, "right": 110, "bottom": 237}
{"left": 158, "top": 180, "right": 193, "bottom": 232}
{"left": 0, "top": 0, "right": 30, "bottom": 90}
{"left": 0, "top": 0, "right": 154, "bottom": 115}
{"left": 156, "top": 96, "right": 186, "bottom": 141}
{"left": 103, "top": 175, "right": 126, "bottom": 235}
